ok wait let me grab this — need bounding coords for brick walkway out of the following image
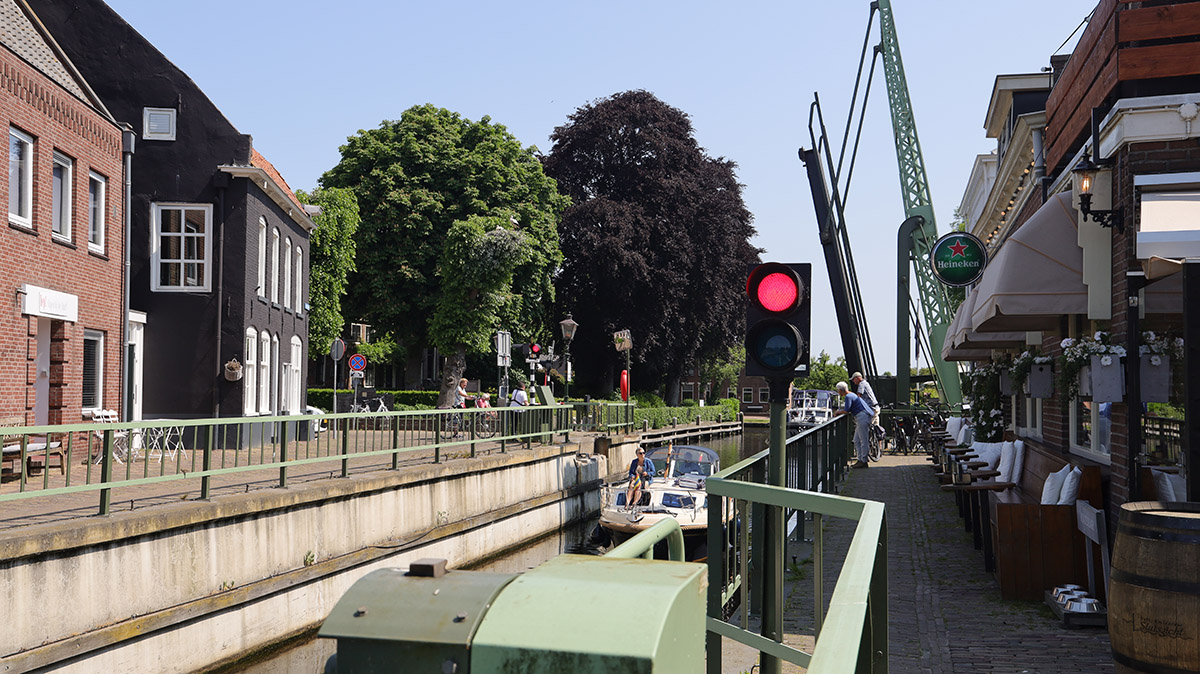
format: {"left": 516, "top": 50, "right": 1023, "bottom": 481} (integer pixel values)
{"left": 722, "top": 454, "right": 1114, "bottom": 673}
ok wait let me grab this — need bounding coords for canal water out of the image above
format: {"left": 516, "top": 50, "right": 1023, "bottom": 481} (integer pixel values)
{"left": 217, "top": 427, "right": 766, "bottom": 673}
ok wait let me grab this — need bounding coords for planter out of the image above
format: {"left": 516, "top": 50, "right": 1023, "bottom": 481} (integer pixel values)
{"left": 999, "top": 370, "right": 1013, "bottom": 396}
{"left": 1141, "top": 354, "right": 1171, "bottom": 404}
{"left": 1028, "top": 363, "right": 1053, "bottom": 399}
{"left": 1089, "top": 354, "right": 1124, "bottom": 403}
{"left": 1078, "top": 364, "right": 1092, "bottom": 398}
{"left": 224, "top": 368, "right": 243, "bottom": 382}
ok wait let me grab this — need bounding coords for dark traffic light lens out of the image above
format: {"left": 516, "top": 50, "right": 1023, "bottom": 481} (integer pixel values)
{"left": 748, "top": 320, "right": 802, "bottom": 370}
{"left": 756, "top": 272, "right": 798, "bottom": 312}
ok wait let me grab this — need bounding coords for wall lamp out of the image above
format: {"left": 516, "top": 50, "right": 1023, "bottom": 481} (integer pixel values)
{"left": 1071, "top": 108, "right": 1124, "bottom": 234}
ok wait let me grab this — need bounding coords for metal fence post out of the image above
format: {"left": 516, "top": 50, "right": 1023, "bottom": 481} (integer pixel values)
{"left": 200, "top": 426, "right": 213, "bottom": 500}
{"left": 98, "top": 429, "right": 113, "bottom": 515}
{"left": 341, "top": 418, "right": 350, "bottom": 477}
{"left": 435, "top": 414, "right": 442, "bottom": 464}
{"left": 391, "top": 419, "right": 400, "bottom": 470}
{"left": 278, "top": 419, "right": 289, "bottom": 488}
{"left": 706, "top": 489, "right": 724, "bottom": 674}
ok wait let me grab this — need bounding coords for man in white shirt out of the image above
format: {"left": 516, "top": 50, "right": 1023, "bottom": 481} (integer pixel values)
{"left": 851, "top": 372, "right": 881, "bottom": 422}
{"left": 509, "top": 382, "right": 529, "bottom": 407}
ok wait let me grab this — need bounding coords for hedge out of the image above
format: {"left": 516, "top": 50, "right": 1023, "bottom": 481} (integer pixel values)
{"left": 633, "top": 398, "right": 741, "bottom": 430}
{"left": 307, "top": 389, "right": 439, "bottom": 410}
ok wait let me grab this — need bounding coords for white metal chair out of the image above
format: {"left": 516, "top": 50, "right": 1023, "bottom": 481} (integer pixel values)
{"left": 92, "top": 409, "right": 132, "bottom": 464}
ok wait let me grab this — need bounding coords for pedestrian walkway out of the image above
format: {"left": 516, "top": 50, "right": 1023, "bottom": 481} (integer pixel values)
{"left": 722, "top": 454, "right": 1114, "bottom": 673}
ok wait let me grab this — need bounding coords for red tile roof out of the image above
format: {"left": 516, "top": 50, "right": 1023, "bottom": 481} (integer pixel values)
{"left": 251, "top": 148, "right": 305, "bottom": 215}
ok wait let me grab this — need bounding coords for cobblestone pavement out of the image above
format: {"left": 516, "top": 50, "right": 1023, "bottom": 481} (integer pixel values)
{"left": 722, "top": 454, "right": 1114, "bottom": 673}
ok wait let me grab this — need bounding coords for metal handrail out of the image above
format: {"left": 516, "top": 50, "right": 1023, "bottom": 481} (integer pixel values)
{"left": 605, "top": 518, "right": 686, "bottom": 561}
{"left": 0, "top": 404, "right": 580, "bottom": 515}
{"left": 705, "top": 415, "right": 888, "bottom": 673}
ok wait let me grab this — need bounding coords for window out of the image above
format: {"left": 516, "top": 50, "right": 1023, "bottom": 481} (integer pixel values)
{"left": 270, "top": 228, "right": 280, "bottom": 303}
{"left": 289, "top": 336, "right": 303, "bottom": 413}
{"left": 759, "top": 387, "right": 769, "bottom": 402}
{"left": 152, "top": 203, "right": 212, "bottom": 291}
{"left": 82, "top": 330, "right": 103, "bottom": 410}
{"left": 88, "top": 172, "right": 105, "bottom": 251}
{"left": 8, "top": 127, "right": 32, "bottom": 227}
{"left": 270, "top": 334, "right": 280, "bottom": 415}
{"left": 257, "top": 218, "right": 266, "bottom": 297}
{"left": 283, "top": 238, "right": 292, "bottom": 310}
{"left": 51, "top": 152, "right": 72, "bottom": 239}
{"left": 259, "top": 330, "right": 270, "bottom": 414}
{"left": 1071, "top": 398, "right": 1111, "bottom": 462}
{"left": 727, "top": 387, "right": 736, "bottom": 400}
{"left": 294, "top": 247, "right": 303, "bottom": 314}
{"left": 681, "top": 382, "right": 694, "bottom": 400}
{"left": 244, "top": 329, "right": 258, "bottom": 415}
{"left": 742, "top": 387, "right": 753, "bottom": 403}
{"left": 143, "top": 107, "right": 176, "bottom": 141}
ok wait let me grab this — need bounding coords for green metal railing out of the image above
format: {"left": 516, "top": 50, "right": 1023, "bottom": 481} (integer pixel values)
{"left": 606, "top": 518, "right": 686, "bottom": 561}
{"left": 1143, "top": 415, "right": 1183, "bottom": 465}
{"left": 569, "top": 401, "right": 635, "bottom": 434}
{"left": 705, "top": 416, "right": 888, "bottom": 673}
{"left": 0, "top": 405, "right": 581, "bottom": 514}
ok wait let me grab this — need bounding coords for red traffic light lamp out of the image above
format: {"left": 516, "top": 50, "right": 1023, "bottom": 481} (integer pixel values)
{"left": 745, "top": 263, "right": 810, "bottom": 398}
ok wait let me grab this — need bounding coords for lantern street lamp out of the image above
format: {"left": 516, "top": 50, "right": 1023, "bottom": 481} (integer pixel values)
{"left": 559, "top": 314, "right": 579, "bottom": 401}
{"left": 1072, "top": 155, "right": 1123, "bottom": 233}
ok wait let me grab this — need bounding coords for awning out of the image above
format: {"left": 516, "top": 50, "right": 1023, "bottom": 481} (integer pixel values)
{"left": 970, "top": 192, "right": 1088, "bottom": 333}
{"left": 943, "top": 289, "right": 1025, "bottom": 351}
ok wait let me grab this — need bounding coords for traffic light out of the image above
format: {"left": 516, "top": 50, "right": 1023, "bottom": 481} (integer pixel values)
{"left": 745, "top": 262, "right": 810, "bottom": 388}
{"left": 516, "top": 344, "right": 531, "bottom": 359}
{"left": 530, "top": 343, "right": 542, "bottom": 359}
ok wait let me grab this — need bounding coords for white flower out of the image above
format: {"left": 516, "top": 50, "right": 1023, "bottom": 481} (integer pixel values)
{"left": 1151, "top": 355, "right": 1162, "bottom": 367}
{"left": 990, "top": 408, "right": 1002, "bottom": 417}
{"left": 1100, "top": 355, "right": 1113, "bottom": 367}
{"left": 1112, "top": 346, "right": 1127, "bottom": 357}
{"left": 1146, "top": 331, "right": 1157, "bottom": 341}
{"left": 1060, "top": 338, "right": 1075, "bottom": 349}
{"left": 1177, "top": 337, "right": 1185, "bottom": 349}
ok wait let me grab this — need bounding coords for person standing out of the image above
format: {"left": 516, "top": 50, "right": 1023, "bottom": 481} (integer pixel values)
{"left": 453, "top": 378, "right": 475, "bottom": 409}
{"left": 851, "top": 371, "right": 881, "bottom": 421}
{"left": 833, "top": 381, "right": 874, "bottom": 468}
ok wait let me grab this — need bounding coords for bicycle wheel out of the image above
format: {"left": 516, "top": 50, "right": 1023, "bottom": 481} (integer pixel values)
{"left": 868, "top": 432, "right": 882, "bottom": 461}
{"left": 477, "top": 412, "right": 498, "bottom": 439}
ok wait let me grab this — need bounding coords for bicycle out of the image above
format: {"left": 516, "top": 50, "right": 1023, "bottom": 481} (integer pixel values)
{"left": 868, "top": 420, "right": 884, "bottom": 461}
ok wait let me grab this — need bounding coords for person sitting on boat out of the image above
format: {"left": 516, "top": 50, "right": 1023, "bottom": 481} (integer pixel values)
{"left": 625, "top": 448, "right": 656, "bottom": 511}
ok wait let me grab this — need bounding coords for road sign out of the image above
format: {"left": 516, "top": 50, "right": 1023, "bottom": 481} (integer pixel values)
{"left": 495, "top": 331, "right": 512, "bottom": 367}
{"left": 348, "top": 354, "right": 366, "bottom": 372}
{"left": 330, "top": 338, "right": 346, "bottom": 361}
{"left": 613, "top": 329, "right": 632, "bottom": 352}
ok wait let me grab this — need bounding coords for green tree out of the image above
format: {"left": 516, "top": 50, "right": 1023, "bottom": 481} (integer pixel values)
{"left": 321, "top": 105, "right": 569, "bottom": 397}
{"left": 698, "top": 344, "right": 745, "bottom": 401}
{"left": 804, "top": 350, "right": 848, "bottom": 393}
{"left": 544, "top": 91, "right": 760, "bottom": 402}
{"left": 297, "top": 187, "right": 359, "bottom": 361}
{"left": 429, "top": 216, "right": 532, "bottom": 406}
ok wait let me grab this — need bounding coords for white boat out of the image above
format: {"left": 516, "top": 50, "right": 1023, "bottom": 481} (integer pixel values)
{"left": 787, "top": 388, "right": 837, "bottom": 430}
{"left": 597, "top": 444, "right": 724, "bottom": 561}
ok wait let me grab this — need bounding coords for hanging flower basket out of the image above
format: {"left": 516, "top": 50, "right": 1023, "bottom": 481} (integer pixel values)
{"left": 1089, "top": 354, "right": 1124, "bottom": 403}
{"left": 224, "top": 358, "right": 244, "bottom": 382}
{"left": 999, "top": 370, "right": 1013, "bottom": 396}
{"left": 1141, "top": 354, "right": 1170, "bottom": 403}
{"left": 1028, "top": 363, "right": 1054, "bottom": 399}
{"left": 1078, "top": 364, "right": 1092, "bottom": 398}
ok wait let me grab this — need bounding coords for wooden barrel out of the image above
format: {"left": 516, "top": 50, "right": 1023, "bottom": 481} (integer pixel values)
{"left": 1110, "top": 501, "right": 1200, "bottom": 673}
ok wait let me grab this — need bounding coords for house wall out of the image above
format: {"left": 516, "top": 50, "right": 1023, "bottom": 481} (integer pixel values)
{"left": 0, "top": 45, "right": 123, "bottom": 423}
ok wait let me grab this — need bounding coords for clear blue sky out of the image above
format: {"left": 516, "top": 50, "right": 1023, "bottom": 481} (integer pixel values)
{"left": 106, "top": 0, "right": 1095, "bottom": 374}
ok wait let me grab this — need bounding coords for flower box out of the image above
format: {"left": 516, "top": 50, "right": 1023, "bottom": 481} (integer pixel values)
{"left": 999, "top": 370, "right": 1013, "bottom": 396}
{"left": 1089, "top": 354, "right": 1124, "bottom": 403}
{"left": 1028, "top": 363, "right": 1053, "bottom": 399}
{"left": 1141, "top": 354, "right": 1171, "bottom": 403}
{"left": 1078, "top": 364, "right": 1092, "bottom": 398}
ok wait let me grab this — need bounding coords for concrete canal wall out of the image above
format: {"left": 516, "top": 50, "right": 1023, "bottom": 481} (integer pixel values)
{"left": 0, "top": 442, "right": 604, "bottom": 673}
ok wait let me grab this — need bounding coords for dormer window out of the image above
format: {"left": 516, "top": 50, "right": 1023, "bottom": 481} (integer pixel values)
{"left": 143, "top": 107, "right": 176, "bottom": 141}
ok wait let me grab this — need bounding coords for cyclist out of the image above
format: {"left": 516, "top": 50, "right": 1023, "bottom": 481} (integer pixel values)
{"left": 453, "top": 378, "right": 475, "bottom": 409}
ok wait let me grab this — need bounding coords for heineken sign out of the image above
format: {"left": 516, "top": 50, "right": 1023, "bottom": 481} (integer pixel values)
{"left": 930, "top": 232, "right": 987, "bottom": 287}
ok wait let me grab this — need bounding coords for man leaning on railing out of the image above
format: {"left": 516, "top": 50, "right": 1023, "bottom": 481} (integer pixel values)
{"left": 832, "top": 381, "right": 874, "bottom": 469}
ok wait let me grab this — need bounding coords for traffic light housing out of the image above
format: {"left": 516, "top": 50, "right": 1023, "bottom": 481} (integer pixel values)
{"left": 516, "top": 344, "right": 531, "bottom": 359}
{"left": 745, "top": 263, "right": 810, "bottom": 391}
{"left": 530, "top": 343, "right": 542, "bottom": 358}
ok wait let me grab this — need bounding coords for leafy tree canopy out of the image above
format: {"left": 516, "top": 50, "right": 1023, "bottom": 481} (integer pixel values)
{"left": 804, "top": 350, "right": 849, "bottom": 393}
{"left": 297, "top": 187, "right": 359, "bottom": 361}
{"left": 543, "top": 91, "right": 760, "bottom": 401}
{"left": 320, "top": 105, "right": 569, "bottom": 358}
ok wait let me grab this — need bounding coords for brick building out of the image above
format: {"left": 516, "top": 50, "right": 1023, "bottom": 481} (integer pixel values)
{"left": 948, "top": 0, "right": 1197, "bottom": 528}
{"left": 0, "top": 0, "right": 125, "bottom": 425}
{"left": 34, "top": 0, "right": 313, "bottom": 423}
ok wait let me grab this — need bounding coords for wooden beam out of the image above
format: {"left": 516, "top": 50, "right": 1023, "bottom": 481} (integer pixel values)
{"left": 1119, "top": 3, "right": 1200, "bottom": 43}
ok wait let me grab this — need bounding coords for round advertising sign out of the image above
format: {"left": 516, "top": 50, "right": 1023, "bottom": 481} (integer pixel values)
{"left": 930, "top": 232, "right": 988, "bottom": 287}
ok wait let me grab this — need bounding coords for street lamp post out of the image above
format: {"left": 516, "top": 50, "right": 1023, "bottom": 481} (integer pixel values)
{"left": 559, "top": 314, "right": 579, "bottom": 401}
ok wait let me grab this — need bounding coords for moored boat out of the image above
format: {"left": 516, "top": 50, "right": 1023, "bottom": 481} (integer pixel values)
{"left": 787, "top": 388, "right": 836, "bottom": 431}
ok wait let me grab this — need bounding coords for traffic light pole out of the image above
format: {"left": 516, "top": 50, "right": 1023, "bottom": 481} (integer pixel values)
{"left": 761, "top": 380, "right": 789, "bottom": 674}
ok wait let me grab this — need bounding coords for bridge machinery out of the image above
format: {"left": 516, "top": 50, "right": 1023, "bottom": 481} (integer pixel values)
{"left": 800, "top": 0, "right": 963, "bottom": 407}
{"left": 319, "top": 554, "right": 706, "bottom": 673}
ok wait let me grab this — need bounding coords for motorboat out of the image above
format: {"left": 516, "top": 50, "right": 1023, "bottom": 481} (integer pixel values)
{"left": 787, "top": 388, "right": 837, "bottom": 430}
{"left": 596, "top": 444, "right": 723, "bottom": 561}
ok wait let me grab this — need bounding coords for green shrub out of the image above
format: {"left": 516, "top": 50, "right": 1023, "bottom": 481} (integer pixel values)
{"left": 632, "top": 402, "right": 738, "bottom": 430}
{"left": 681, "top": 399, "right": 698, "bottom": 407}
{"left": 306, "top": 389, "right": 439, "bottom": 410}
{"left": 631, "top": 391, "right": 665, "bottom": 408}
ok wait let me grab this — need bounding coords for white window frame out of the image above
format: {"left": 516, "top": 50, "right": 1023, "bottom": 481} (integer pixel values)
{"left": 1070, "top": 398, "right": 1112, "bottom": 465}
{"left": 142, "top": 107, "right": 177, "bottom": 141}
{"left": 759, "top": 387, "right": 769, "bottom": 403}
{"left": 257, "top": 218, "right": 266, "bottom": 297}
{"left": 270, "top": 228, "right": 280, "bottom": 303}
{"left": 294, "top": 247, "right": 303, "bottom": 314}
{"left": 742, "top": 387, "right": 753, "bottom": 403}
{"left": 259, "top": 330, "right": 270, "bottom": 414}
{"left": 271, "top": 334, "right": 280, "bottom": 415}
{"left": 88, "top": 172, "right": 106, "bottom": 252}
{"left": 82, "top": 330, "right": 103, "bottom": 411}
{"left": 51, "top": 151, "right": 72, "bottom": 240}
{"left": 9, "top": 127, "right": 32, "bottom": 228}
{"left": 151, "top": 203, "right": 213, "bottom": 291}
{"left": 283, "top": 238, "right": 292, "bottom": 310}
{"left": 244, "top": 328, "right": 258, "bottom": 415}
{"left": 289, "top": 335, "right": 303, "bottom": 413}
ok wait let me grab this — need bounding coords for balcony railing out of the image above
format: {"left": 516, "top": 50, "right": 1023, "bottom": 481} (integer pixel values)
{"left": 705, "top": 415, "right": 889, "bottom": 673}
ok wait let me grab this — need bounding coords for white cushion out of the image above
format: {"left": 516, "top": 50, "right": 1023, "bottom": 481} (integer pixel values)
{"left": 1041, "top": 465, "right": 1071, "bottom": 505}
{"left": 957, "top": 425, "right": 974, "bottom": 447}
{"left": 945, "top": 417, "right": 964, "bottom": 441}
{"left": 971, "top": 442, "right": 1003, "bottom": 470}
{"left": 1058, "top": 466, "right": 1083, "bottom": 505}
{"left": 996, "top": 441, "right": 1016, "bottom": 483}
{"left": 1151, "top": 468, "right": 1176, "bottom": 501}
{"left": 1168, "top": 473, "right": 1186, "bottom": 502}
{"left": 1011, "top": 440, "right": 1025, "bottom": 484}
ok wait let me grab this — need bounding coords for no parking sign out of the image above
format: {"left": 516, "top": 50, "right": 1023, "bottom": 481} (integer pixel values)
{"left": 349, "top": 354, "right": 366, "bottom": 372}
